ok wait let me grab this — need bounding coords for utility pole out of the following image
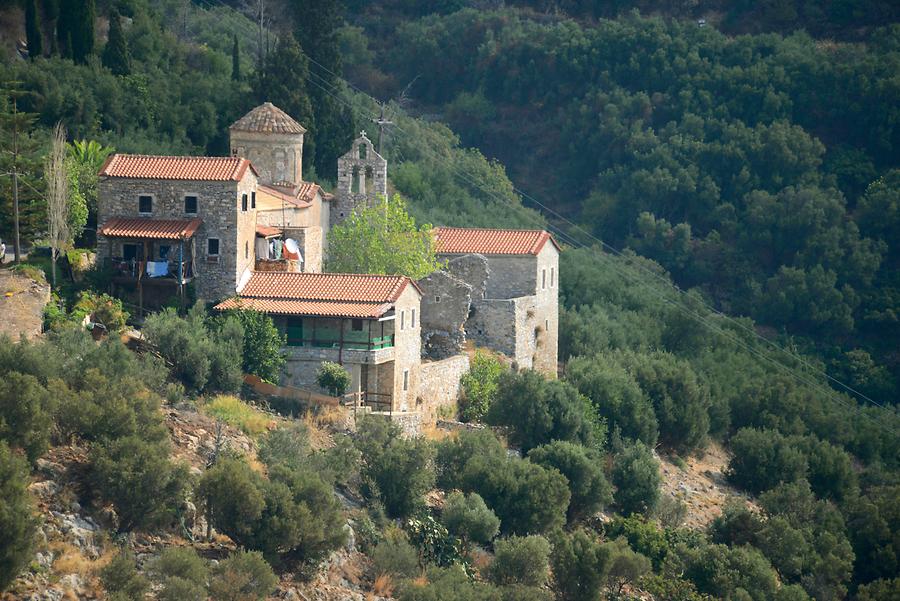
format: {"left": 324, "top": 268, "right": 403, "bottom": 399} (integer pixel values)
{"left": 11, "top": 95, "right": 21, "bottom": 263}
{"left": 371, "top": 102, "right": 393, "bottom": 157}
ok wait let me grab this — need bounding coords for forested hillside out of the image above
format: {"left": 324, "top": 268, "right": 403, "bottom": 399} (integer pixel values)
{"left": 0, "top": 1, "right": 898, "bottom": 601}
{"left": 342, "top": 3, "right": 900, "bottom": 404}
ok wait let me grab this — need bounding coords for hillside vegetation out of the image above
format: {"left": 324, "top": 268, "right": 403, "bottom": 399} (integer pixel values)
{"left": 0, "top": 1, "right": 898, "bottom": 601}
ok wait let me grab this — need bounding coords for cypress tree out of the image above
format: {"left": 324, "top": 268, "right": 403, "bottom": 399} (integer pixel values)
{"left": 25, "top": 0, "right": 42, "bottom": 59}
{"left": 102, "top": 9, "right": 130, "bottom": 75}
{"left": 60, "top": 0, "right": 95, "bottom": 63}
{"left": 231, "top": 34, "right": 241, "bottom": 81}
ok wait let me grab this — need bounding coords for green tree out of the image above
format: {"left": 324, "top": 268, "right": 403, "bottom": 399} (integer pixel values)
{"left": 25, "top": 0, "right": 42, "bottom": 59}
{"left": 327, "top": 194, "right": 443, "bottom": 279}
{"left": 223, "top": 309, "right": 285, "bottom": 383}
{"left": 727, "top": 428, "right": 808, "bottom": 494}
{"left": 316, "top": 360, "right": 351, "bottom": 396}
{"left": 528, "top": 440, "right": 612, "bottom": 523}
{"left": 486, "top": 535, "right": 551, "bottom": 588}
{"left": 566, "top": 355, "right": 658, "bottom": 446}
{"left": 459, "top": 350, "right": 505, "bottom": 422}
{"left": 149, "top": 547, "right": 208, "bottom": 601}
{"left": 0, "top": 442, "right": 38, "bottom": 592}
{"left": 606, "top": 537, "right": 652, "bottom": 596}
{"left": 101, "top": 9, "right": 131, "bottom": 76}
{"left": 59, "top": 0, "right": 95, "bottom": 63}
{"left": 442, "top": 491, "right": 500, "bottom": 547}
{"left": 231, "top": 34, "right": 241, "bottom": 82}
{"left": 100, "top": 551, "right": 149, "bottom": 601}
{"left": 89, "top": 435, "right": 190, "bottom": 532}
{"left": 209, "top": 550, "right": 278, "bottom": 601}
{"left": 354, "top": 416, "right": 434, "bottom": 518}
{"left": 611, "top": 441, "right": 661, "bottom": 516}
{"left": 550, "top": 528, "right": 613, "bottom": 601}
{"left": 0, "top": 372, "right": 54, "bottom": 463}
{"left": 252, "top": 33, "right": 316, "bottom": 168}
{"left": 486, "top": 370, "right": 603, "bottom": 453}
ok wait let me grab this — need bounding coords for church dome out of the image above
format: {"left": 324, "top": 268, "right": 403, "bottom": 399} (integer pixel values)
{"left": 230, "top": 102, "right": 307, "bottom": 135}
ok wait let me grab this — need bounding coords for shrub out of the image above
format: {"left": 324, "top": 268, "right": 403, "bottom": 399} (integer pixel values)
{"left": 90, "top": 435, "right": 190, "bottom": 532}
{"left": 404, "top": 512, "right": 462, "bottom": 568}
{"left": 459, "top": 350, "right": 505, "bottom": 422}
{"left": 100, "top": 550, "right": 149, "bottom": 601}
{"left": 611, "top": 351, "right": 712, "bottom": 453}
{"left": 486, "top": 535, "right": 551, "bottom": 588}
{"left": 316, "top": 361, "right": 351, "bottom": 396}
{"left": 856, "top": 578, "right": 900, "bottom": 601}
{"left": 372, "top": 531, "right": 420, "bottom": 578}
{"left": 0, "top": 442, "right": 38, "bottom": 592}
{"left": 208, "top": 550, "right": 278, "bottom": 601}
{"left": 143, "top": 303, "right": 243, "bottom": 394}
{"left": 550, "top": 529, "right": 614, "bottom": 601}
{"left": 486, "top": 370, "right": 603, "bottom": 452}
{"left": 442, "top": 491, "right": 500, "bottom": 547}
{"left": 528, "top": 440, "right": 612, "bottom": 522}
{"left": 669, "top": 541, "right": 780, "bottom": 601}
{"left": 145, "top": 546, "right": 209, "bottom": 601}
{"left": 56, "top": 369, "right": 168, "bottom": 444}
{"left": 222, "top": 309, "right": 286, "bottom": 384}
{"left": 198, "top": 458, "right": 347, "bottom": 568}
{"left": 435, "top": 430, "right": 569, "bottom": 535}
{"left": 0, "top": 372, "right": 54, "bottom": 463}
{"left": 566, "top": 356, "right": 659, "bottom": 447}
{"left": 258, "top": 423, "right": 311, "bottom": 471}
{"left": 605, "top": 516, "right": 669, "bottom": 570}
{"left": 202, "top": 395, "right": 271, "bottom": 438}
{"left": 71, "top": 291, "right": 129, "bottom": 333}
{"left": 605, "top": 537, "right": 652, "bottom": 596}
{"left": 397, "top": 564, "right": 526, "bottom": 601}
{"left": 611, "top": 441, "right": 661, "bottom": 516}
{"left": 727, "top": 428, "right": 808, "bottom": 493}
{"left": 355, "top": 416, "right": 435, "bottom": 519}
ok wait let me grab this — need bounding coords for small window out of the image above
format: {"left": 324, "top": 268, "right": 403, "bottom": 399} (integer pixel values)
{"left": 550, "top": 267, "right": 555, "bottom": 287}
{"left": 359, "top": 143, "right": 367, "bottom": 160}
{"left": 138, "top": 195, "right": 152, "bottom": 214}
{"left": 403, "top": 369, "right": 409, "bottom": 392}
{"left": 411, "top": 309, "right": 416, "bottom": 328}
{"left": 245, "top": 241, "right": 249, "bottom": 259}
{"left": 241, "top": 193, "right": 248, "bottom": 211}
{"left": 184, "top": 195, "right": 198, "bottom": 214}
{"left": 545, "top": 319, "right": 550, "bottom": 331}
{"left": 434, "top": 295, "right": 441, "bottom": 303}
{"left": 123, "top": 243, "right": 140, "bottom": 261}
{"left": 251, "top": 191, "right": 256, "bottom": 209}
{"left": 542, "top": 269, "right": 547, "bottom": 290}
{"left": 351, "top": 319, "right": 364, "bottom": 331}
{"left": 207, "top": 238, "right": 220, "bottom": 256}
{"left": 400, "top": 310, "right": 405, "bottom": 331}
{"left": 158, "top": 244, "right": 171, "bottom": 260}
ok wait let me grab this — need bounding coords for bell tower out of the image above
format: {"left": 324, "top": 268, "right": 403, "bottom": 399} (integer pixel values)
{"left": 332, "top": 132, "right": 387, "bottom": 229}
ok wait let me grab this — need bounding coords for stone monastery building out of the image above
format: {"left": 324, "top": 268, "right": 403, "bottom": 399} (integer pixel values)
{"left": 96, "top": 102, "right": 558, "bottom": 416}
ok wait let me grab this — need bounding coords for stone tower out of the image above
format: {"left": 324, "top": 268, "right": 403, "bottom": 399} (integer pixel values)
{"left": 332, "top": 132, "right": 387, "bottom": 228}
{"left": 229, "top": 102, "right": 306, "bottom": 186}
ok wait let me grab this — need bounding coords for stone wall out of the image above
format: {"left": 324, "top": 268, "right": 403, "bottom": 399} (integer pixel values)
{"left": 332, "top": 134, "right": 387, "bottom": 229}
{"left": 97, "top": 173, "right": 258, "bottom": 302}
{"left": 417, "top": 270, "right": 472, "bottom": 359}
{"left": 445, "top": 254, "right": 490, "bottom": 299}
{"left": 467, "top": 298, "right": 518, "bottom": 360}
{"left": 416, "top": 354, "right": 469, "bottom": 423}
{"left": 230, "top": 129, "right": 304, "bottom": 186}
{"left": 391, "top": 284, "right": 422, "bottom": 412}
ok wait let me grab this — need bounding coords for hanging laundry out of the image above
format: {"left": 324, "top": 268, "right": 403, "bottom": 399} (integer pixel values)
{"left": 273, "top": 238, "right": 283, "bottom": 260}
{"left": 255, "top": 237, "right": 269, "bottom": 260}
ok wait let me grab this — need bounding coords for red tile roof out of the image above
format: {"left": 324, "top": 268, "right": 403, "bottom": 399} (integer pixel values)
{"left": 433, "top": 227, "right": 559, "bottom": 256}
{"left": 230, "top": 102, "right": 307, "bottom": 135}
{"left": 99, "top": 217, "right": 203, "bottom": 240}
{"left": 215, "top": 298, "right": 391, "bottom": 318}
{"left": 255, "top": 225, "right": 282, "bottom": 237}
{"left": 215, "top": 272, "right": 420, "bottom": 318}
{"left": 99, "top": 154, "right": 256, "bottom": 181}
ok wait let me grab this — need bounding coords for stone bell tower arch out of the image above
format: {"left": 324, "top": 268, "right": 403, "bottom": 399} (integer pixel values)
{"left": 332, "top": 131, "right": 387, "bottom": 229}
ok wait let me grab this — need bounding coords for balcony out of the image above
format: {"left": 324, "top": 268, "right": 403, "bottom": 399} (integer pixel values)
{"left": 106, "top": 258, "right": 194, "bottom": 284}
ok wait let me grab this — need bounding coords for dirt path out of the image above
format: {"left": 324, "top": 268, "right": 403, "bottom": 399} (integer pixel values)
{"left": 0, "top": 269, "right": 50, "bottom": 340}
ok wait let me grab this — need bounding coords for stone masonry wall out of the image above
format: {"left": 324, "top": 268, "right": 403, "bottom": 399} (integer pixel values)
{"left": 417, "top": 270, "right": 472, "bottom": 359}
{"left": 97, "top": 173, "right": 258, "bottom": 302}
{"left": 332, "top": 134, "right": 387, "bottom": 229}
{"left": 391, "top": 284, "right": 422, "bottom": 412}
{"left": 416, "top": 354, "right": 469, "bottom": 423}
{"left": 230, "top": 129, "right": 304, "bottom": 186}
